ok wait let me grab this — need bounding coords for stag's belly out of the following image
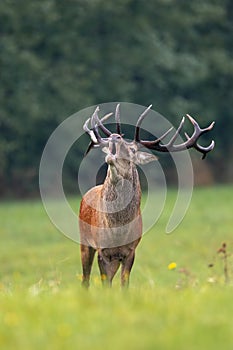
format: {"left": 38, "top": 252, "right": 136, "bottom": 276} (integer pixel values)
{"left": 99, "top": 240, "right": 141, "bottom": 264}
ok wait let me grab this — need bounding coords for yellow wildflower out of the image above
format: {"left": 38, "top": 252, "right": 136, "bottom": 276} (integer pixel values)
{"left": 168, "top": 262, "right": 177, "bottom": 270}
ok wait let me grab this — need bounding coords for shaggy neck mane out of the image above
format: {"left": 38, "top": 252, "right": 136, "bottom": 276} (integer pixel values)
{"left": 101, "top": 163, "right": 141, "bottom": 226}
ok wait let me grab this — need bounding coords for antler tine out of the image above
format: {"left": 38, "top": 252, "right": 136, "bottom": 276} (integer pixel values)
{"left": 83, "top": 117, "right": 91, "bottom": 134}
{"left": 83, "top": 107, "right": 111, "bottom": 156}
{"left": 186, "top": 114, "right": 215, "bottom": 134}
{"left": 83, "top": 116, "right": 98, "bottom": 157}
{"left": 90, "top": 106, "right": 103, "bottom": 143}
{"left": 101, "top": 112, "right": 113, "bottom": 123}
{"left": 95, "top": 112, "right": 113, "bottom": 137}
{"left": 83, "top": 117, "right": 98, "bottom": 143}
{"left": 115, "top": 103, "right": 121, "bottom": 135}
{"left": 134, "top": 105, "right": 153, "bottom": 142}
{"left": 153, "top": 127, "right": 174, "bottom": 143}
{"left": 185, "top": 131, "right": 215, "bottom": 159}
{"left": 165, "top": 117, "right": 185, "bottom": 147}
{"left": 184, "top": 116, "right": 215, "bottom": 158}
{"left": 197, "top": 140, "right": 215, "bottom": 159}
{"left": 92, "top": 108, "right": 112, "bottom": 145}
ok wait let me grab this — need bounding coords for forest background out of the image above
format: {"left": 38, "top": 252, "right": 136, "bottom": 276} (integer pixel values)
{"left": 1, "top": 0, "right": 232, "bottom": 197}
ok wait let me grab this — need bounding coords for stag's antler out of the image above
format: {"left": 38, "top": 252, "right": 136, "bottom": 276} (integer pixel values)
{"left": 84, "top": 105, "right": 123, "bottom": 155}
{"left": 135, "top": 109, "right": 215, "bottom": 159}
{"left": 84, "top": 105, "right": 215, "bottom": 159}
{"left": 83, "top": 107, "right": 111, "bottom": 155}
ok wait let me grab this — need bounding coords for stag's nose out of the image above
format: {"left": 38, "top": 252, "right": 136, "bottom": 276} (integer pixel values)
{"left": 108, "top": 134, "right": 122, "bottom": 155}
{"left": 110, "top": 133, "right": 122, "bottom": 142}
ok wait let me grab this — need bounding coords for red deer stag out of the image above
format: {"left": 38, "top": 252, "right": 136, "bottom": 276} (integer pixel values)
{"left": 79, "top": 105, "right": 215, "bottom": 287}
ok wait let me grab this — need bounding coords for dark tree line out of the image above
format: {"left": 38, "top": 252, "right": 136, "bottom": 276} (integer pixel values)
{"left": 0, "top": 0, "right": 233, "bottom": 196}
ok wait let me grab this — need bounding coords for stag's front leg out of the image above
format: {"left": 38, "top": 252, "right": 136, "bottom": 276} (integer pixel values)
{"left": 80, "top": 245, "right": 96, "bottom": 288}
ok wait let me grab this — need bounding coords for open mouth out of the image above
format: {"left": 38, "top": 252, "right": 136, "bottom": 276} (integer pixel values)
{"left": 109, "top": 142, "right": 117, "bottom": 155}
{"left": 105, "top": 141, "right": 118, "bottom": 165}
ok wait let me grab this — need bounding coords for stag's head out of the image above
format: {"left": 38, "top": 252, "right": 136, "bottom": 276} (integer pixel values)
{"left": 83, "top": 105, "right": 158, "bottom": 178}
{"left": 83, "top": 104, "right": 215, "bottom": 178}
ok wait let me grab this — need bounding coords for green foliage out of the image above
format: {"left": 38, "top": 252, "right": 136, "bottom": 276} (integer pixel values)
{"left": 1, "top": 186, "right": 233, "bottom": 349}
{"left": 1, "top": 0, "right": 233, "bottom": 195}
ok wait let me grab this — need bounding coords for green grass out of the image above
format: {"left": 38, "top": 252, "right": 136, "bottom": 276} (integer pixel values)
{"left": 1, "top": 185, "right": 233, "bottom": 350}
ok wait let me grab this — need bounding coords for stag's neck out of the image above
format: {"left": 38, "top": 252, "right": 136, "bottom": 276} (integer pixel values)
{"left": 101, "top": 163, "right": 141, "bottom": 221}
{"left": 103, "top": 163, "right": 141, "bottom": 195}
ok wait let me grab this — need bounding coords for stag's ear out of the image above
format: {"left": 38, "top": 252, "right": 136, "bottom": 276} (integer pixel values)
{"left": 135, "top": 151, "right": 158, "bottom": 164}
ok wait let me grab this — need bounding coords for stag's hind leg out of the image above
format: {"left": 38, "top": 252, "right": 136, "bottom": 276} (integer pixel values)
{"left": 98, "top": 252, "right": 120, "bottom": 287}
{"left": 121, "top": 251, "right": 135, "bottom": 288}
{"left": 80, "top": 245, "right": 96, "bottom": 288}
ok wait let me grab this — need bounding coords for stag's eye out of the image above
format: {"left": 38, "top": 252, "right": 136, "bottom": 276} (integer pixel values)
{"left": 130, "top": 148, "right": 136, "bottom": 154}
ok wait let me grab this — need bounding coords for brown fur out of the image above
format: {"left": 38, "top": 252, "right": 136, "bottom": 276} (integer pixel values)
{"left": 79, "top": 163, "right": 142, "bottom": 288}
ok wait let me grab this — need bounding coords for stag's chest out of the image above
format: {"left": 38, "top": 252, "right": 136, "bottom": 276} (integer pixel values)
{"left": 101, "top": 179, "right": 141, "bottom": 224}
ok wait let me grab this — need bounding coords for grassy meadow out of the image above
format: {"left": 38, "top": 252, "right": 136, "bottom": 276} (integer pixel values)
{"left": 0, "top": 185, "right": 233, "bottom": 350}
